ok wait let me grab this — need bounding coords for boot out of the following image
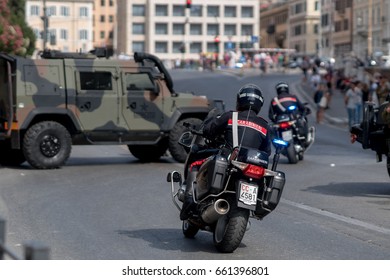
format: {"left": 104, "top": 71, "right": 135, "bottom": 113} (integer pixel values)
{"left": 179, "top": 171, "right": 197, "bottom": 220}
{"left": 180, "top": 194, "right": 194, "bottom": 220}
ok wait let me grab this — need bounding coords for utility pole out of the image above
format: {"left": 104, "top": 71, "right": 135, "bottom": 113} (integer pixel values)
{"left": 41, "top": 0, "right": 48, "bottom": 50}
{"left": 368, "top": 0, "right": 372, "bottom": 59}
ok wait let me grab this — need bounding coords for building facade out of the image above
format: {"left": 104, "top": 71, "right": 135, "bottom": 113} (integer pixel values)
{"left": 26, "top": 0, "right": 94, "bottom": 53}
{"left": 93, "top": 0, "right": 116, "bottom": 54}
{"left": 115, "top": 0, "right": 260, "bottom": 61}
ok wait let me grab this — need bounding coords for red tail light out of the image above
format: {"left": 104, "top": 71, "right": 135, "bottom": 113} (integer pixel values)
{"left": 243, "top": 164, "right": 265, "bottom": 179}
{"left": 279, "top": 122, "right": 291, "bottom": 129}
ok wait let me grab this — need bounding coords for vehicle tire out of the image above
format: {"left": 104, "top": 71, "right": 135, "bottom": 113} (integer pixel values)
{"left": 169, "top": 118, "right": 203, "bottom": 163}
{"left": 286, "top": 141, "right": 298, "bottom": 164}
{"left": 23, "top": 121, "right": 72, "bottom": 169}
{"left": 0, "top": 141, "right": 26, "bottom": 166}
{"left": 213, "top": 201, "right": 249, "bottom": 253}
{"left": 128, "top": 139, "right": 168, "bottom": 162}
{"left": 182, "top": 220, "right": 199, "bottom": 238}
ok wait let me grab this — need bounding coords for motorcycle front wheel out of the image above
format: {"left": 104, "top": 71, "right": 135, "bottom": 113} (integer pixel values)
{"left": 213, "top": 203, "right": 249, "bottom": 253}
{"left": 286, "top": 140, "right": 298, "bottom": 164}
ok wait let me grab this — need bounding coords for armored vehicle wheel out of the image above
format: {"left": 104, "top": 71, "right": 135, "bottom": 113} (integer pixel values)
{"left": 128, "top": 139, "right": 168, "bottom": 162}
{"left": 169, "top": 118, "right": 203, "bottom": 163}
{"left": 0, "top": 141, "right": 26, "bottom": 166}
{"left": 182, "top": 220, "right": 199, "bottom": 238}
{"left": 23, "top": 121, "right": 72, "bottom": 169}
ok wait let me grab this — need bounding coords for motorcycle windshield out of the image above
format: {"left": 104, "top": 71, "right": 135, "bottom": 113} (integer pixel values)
{"left": 276, "top": 114, "right": 291, "bottom": 123}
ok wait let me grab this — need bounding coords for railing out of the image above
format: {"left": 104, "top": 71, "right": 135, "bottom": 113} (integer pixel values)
{"left": 0, "top": 217, "right": 50, "bottom": 260}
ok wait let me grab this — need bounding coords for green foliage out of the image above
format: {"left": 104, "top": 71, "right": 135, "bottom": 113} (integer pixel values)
{"left": 0, "top": 0, "right": 36, "bottom": 56}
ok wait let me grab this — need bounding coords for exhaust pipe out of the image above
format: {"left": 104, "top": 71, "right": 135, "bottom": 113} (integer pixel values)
{"left": 201, "top": 199, "right": 230, "bottom": 224}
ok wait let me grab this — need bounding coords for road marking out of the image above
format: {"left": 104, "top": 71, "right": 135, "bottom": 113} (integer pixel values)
{"left": 282, "top": 199, "right": 390, "bottom": 235}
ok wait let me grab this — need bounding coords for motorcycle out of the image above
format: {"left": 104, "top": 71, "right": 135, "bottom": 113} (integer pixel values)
{"left": 271, "top": 103, "right": 315, "bottom": 164}
{"left": 167, "top": 122, "right": 288, "bottom": 253}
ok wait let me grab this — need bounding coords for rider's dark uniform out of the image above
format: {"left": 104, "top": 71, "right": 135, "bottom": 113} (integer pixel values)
{"left": 203, "top": 110, "right": 271, "bottom": 157}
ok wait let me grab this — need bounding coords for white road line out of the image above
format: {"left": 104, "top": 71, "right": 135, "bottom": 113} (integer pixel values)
{"left": 282, "top": 199, "right": 390, "bottom": 235}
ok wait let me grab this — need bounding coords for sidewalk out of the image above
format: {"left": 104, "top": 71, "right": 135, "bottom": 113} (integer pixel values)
{"left": 293, "top": 81, "right": 349, "bottom": 129}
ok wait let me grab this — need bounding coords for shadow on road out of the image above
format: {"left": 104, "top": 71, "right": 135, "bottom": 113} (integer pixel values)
{"left": 305, "top": 182, "right": 390, "bottom": 200}
{"left": 116, "top": 228, "right": 247, "bottom": 255}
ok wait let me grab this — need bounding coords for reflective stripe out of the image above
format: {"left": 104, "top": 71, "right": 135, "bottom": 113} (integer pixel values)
{"left": 228, "top": 119, "right": 267, "bottom": 136}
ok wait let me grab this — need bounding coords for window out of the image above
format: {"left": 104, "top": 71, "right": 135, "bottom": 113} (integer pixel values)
{"left": 173, "top": 5, "right": 185, "bottom": 16}
{"left": 224, "top": 6, "right": 236, "bottom": 18}
{"left": 132, "top": 23, "right": 145, "bottom": 35}
{"left": 79, "top": 29, "right": 88, "bottom": 40}
{"left": 190, "top": 42, "right": 202, "bottom": 54}
{"left": 241, "top": 6, "right": 253, "bottom": 18}
{"left": 132, "top": 41, "right": 145, "bottom": 52}
{"left": 172, "top": 42, "right": 183, "bottom": 53}
{"left": 109, "top": 15, "right": 114, "bottom": 23}
{"left": 80, "top": 72, "right": 112, "bottom": 91}
{"left": 155, "top": 42, "right": 168, "bottom": 53}
{"left": 133, "top": 5, "right": 145, "bottom": 16}
{"left": 109, "top": 31, "right": 113, "bottom": 39}
{"left": 155, "top": 23, "right": 168, "bottom": 35}
{"left": 60, "top": 29, "right": 68, "bottom": 40}
{"left": 156, "top": 5, "right": 168, "bottom": 16}
{"left": 207, "top": 6, "right": 219, "bottom": 17}
{"left": 207, "top": 42, "right": 217, "bottom": 53}
{"left": 173, "top": 24, "right": 185, "bottom": 35}
{"left": 207, "top": 24, "right": 218, "bottom": 36}
{"left": 241, "top": 25, "right": 253, "bottom": 36}
{"left": 125, "top": 73, "right": 155, "bottom": 91}
{"left": 80, "top": 7, "right": 88, "bottom": 17}
{"left": 224, "top": 24, "right": 236, "bottom": 36}
{"left": 47, "top": 6, "right": 56, "bottom": 16}
{"left": 100, "top": 15, "right": 105, "bottom": 22}
{"left": 30, "top": 5, "right": 39, "bottom": 16}
{"left": 190, "top": 24, "right": 202, "bottom": 35}
{"left": 109, "top": 0, "right": 114, "bottom": 7}
{"left": 100, "top": 31, "right": 105, "bottom": 39}
{"left": 101, "top": 0, "right": 105, "bottom": 6}
{"left": 60, "top": 6, "right": 70, "bottom": 16}
{"left": 190, "top": 5, "right": 202, "bottom": 17}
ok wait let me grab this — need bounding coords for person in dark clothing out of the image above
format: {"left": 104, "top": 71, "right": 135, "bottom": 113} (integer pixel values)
{"left": 269, "top": 82, "right": 307, "bottom": 121}
{"left": 268, "top": 81, "right": 309, "bottom": 141}
{"left": 180, "top": 84, "right": 271, "bottom": 220}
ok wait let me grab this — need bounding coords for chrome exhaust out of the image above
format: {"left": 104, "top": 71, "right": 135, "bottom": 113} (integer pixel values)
{"left": 201, "top": 199, "right": 230, "bottom": 224}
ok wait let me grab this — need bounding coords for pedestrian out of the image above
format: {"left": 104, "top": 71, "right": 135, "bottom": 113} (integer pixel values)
{"left": 376, "top": 76, "right": 390, "bottom": 105}
{"left": 314, "top": 83, "right": 329, "bottom": 124}
{"left": 344, "top": 81, "right": 360, "bottom": 128}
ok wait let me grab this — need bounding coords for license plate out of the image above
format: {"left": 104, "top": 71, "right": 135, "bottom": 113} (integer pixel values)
{"left": 282, "top": 130, "right": 293, "bottom": 141}
{"left": 239, "top": 182, "right": 258, "bottom": 205}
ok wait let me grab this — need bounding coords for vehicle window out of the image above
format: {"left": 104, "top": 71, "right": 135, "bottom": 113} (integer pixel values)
{"left": 125, "top": 73, "right": 155, "bottom": 91}
{"left": 80, "top": 71, "right": 112, "bottom": 90}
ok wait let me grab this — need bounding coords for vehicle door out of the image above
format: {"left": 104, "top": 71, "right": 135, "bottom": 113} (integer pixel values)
{"left": 74, "top": 67, "right": 121, "bottom": 141}
{"left": 121, "top": 70, "right": 164, "bottom": 141}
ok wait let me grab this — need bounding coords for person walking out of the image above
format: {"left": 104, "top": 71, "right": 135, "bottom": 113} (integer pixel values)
{"left": 344, "top": 81, "right": 360, "bottom": 129}
{"left": 314, "top": 83, "right": 329, "bottom": 124}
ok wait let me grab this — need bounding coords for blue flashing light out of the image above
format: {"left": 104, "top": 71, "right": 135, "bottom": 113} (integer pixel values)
{"left": 272, "top": 138, "right": 289, "bottom": 147}
{"left": 288, "top": 105, "right": 297, "bottom": 111}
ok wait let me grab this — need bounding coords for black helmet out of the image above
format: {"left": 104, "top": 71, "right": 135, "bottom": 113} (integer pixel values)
{"left": 275, "top": 81, "right": 289, "bottom": 95}
{"left": 236, "top": 84, "right": 264, "bottom": 114}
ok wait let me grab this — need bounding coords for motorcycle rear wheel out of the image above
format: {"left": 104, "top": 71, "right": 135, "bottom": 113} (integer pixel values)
{"left": 213, "top": 203, "right": 249, "bottom": 253}
{"left": 182, "top": 220, "right": 199, "bottom": 238}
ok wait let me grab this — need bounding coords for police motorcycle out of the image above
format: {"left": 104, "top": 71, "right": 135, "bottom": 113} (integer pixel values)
{"left": 271, "top": 103, "right": 315, "bottom": 164}
{"left": 167, "top": 119, "right": 288, "bottom": 253}
{"left": 350, "top": 101, "right": 390, "bottom": 178}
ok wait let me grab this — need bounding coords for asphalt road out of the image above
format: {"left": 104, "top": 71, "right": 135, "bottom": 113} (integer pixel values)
{"left": 0, "top": 70, "right": 389, "bottom": 260}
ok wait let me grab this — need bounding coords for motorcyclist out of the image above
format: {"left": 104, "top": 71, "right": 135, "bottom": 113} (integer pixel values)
{"left": 268, "top": 81, "right": 310, "bottom": 142}
{"left": 180, "top": 83, "right": 272, "bottom": 220}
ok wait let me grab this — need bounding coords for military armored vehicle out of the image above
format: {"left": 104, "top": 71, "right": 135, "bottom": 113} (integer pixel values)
{"left": 0, "top": 50, "right": 223, "bottom": 169}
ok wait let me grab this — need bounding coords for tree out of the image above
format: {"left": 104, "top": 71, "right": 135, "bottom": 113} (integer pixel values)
{"left": 0, "top": 0, "right": 36, "bottom": 55}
